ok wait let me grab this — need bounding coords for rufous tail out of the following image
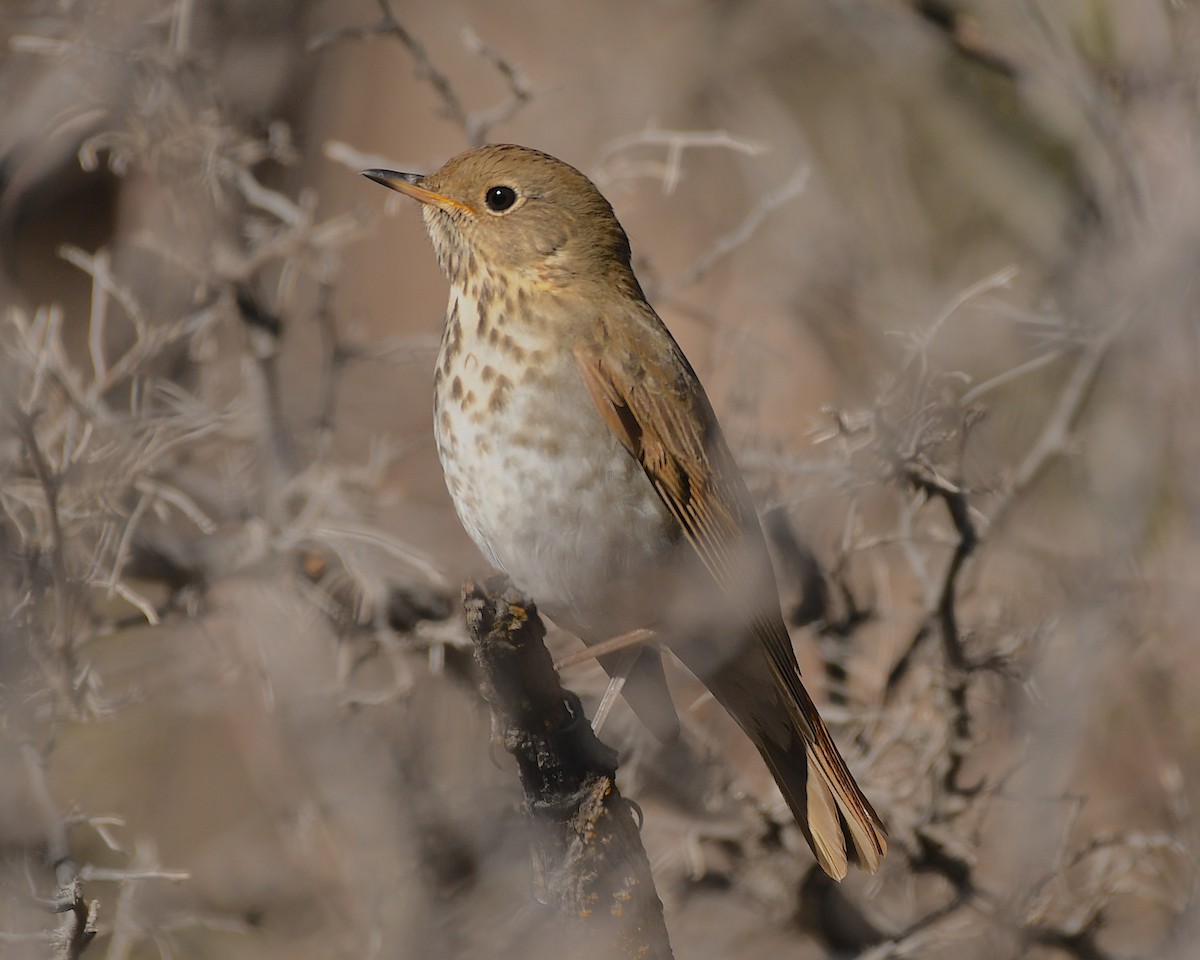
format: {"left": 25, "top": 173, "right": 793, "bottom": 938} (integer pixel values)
{"left": 755, "top": 688, "right": 887, "bottom": 880}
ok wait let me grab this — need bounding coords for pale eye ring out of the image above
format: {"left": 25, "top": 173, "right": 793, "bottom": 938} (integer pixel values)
{"left": 484, "top": 185, "right": 518, "bottom": 212}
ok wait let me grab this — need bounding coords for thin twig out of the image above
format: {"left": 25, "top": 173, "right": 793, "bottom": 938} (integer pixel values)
{"left": 21, "top": 744, "right": 75, "bottom": 887}
{"left": 996, "top": 320, "right": 1122, "bottom": 527}
{"left": 308, "top": 1, "right": 529, "bottom": 146}
{"left": 11, "top": 406, "right": 79, "bottom": 705}
{"left": 459, "top": 26, "right": 531, "bottom": 145}
{"left": 660, "top": 167, "right": 810, "bottom": 297}
{"left": 594, "top": 125, "right": 767, "bottom": 193}
{"left": 314, "top": 279, "right": 348, "bottom": 460}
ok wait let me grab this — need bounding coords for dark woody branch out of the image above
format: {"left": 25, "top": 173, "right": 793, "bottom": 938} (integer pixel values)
{"left": 462, "top": 578, "right": 674, "bottom": 960}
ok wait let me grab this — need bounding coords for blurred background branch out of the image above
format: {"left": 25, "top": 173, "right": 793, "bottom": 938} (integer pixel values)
{"left": 0, "top": 0, "right": 1197, "bottom": 957}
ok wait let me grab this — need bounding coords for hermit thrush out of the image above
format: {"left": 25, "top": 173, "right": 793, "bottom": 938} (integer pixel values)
{"left": 365, "top": 144, "right": 886, "bottom": 879}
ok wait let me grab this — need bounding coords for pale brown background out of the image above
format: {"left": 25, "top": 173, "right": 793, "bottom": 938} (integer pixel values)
{"left": 1, "top": 1, "right": 1197, "bottom": 958}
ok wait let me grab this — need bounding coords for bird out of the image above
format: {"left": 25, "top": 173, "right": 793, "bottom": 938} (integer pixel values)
{"left": 364, "top": 144, "right": 886, "bottom": 880}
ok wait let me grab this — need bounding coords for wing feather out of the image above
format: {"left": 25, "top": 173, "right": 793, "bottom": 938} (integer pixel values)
{"left": 572, "top": 319, "right": 773, "bottom": 620}
{"left": 572, "top": 309, "right": 887, "bottom": 876}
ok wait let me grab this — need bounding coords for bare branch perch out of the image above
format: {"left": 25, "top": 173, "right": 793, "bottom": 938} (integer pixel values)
{"left": 463, "top": 579, "right": 674, "bottom": 960}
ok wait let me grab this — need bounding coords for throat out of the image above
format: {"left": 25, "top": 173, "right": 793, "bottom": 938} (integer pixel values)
{"left": 434, "top": 285, "right": 532, "bottom": 438}
{"left": 438, "top": 282, "right": 547, "bottom": 374}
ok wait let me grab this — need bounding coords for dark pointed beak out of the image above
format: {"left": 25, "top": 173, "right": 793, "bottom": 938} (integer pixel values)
{"left": 361, "top": 169, "right": 474, "bottom": 213}
{"left": 362, "top": 169, "right": 422, "bottom": 190}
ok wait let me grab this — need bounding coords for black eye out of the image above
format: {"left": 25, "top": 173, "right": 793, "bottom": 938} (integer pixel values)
{"left": 484, "top": 185, "right": 518, "bottom": 212}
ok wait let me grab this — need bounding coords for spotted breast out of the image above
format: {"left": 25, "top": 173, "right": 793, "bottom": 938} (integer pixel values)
{"left": 432, "top": 282, "right": 678, "bottom": 643}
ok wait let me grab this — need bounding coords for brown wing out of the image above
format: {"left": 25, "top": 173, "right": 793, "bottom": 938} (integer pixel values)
{"left": 572, "top": 314, "right": 765, "bottom": 610}
{"left": 573, "top": 309, "right": 807, "bottom": 689}
{"left": 573, "top": 307, "right": 887, "bottom": 879}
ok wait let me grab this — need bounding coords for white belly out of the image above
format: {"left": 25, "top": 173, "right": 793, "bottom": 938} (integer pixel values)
{"left": 432, "top": 289, "right": 678, "bottom": 639}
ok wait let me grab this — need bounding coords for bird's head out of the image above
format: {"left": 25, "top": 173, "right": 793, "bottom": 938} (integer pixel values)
{"left": 364, "top": 144, "right": 636, "bottom": 292}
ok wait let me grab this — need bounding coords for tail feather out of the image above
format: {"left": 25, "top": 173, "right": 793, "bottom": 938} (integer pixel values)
{"left": 641, "top": 610, "right": 885, "bottom": 877}
{"left": 758, "top": 723, "right": 886, "bottom": 880}
{"left": 703, "top": 641, "right": 888, "bottom": 880}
